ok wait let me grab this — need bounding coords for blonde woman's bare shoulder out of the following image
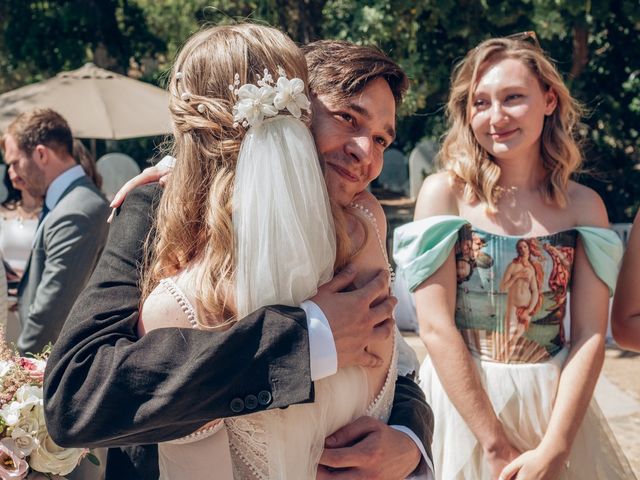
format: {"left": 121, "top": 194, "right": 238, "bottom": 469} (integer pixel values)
{"left": 414, "top": 171, "right": 459, "bottom": 219}
{"left": 138, "top": 281, "right": 194, "bottom": 336}
{"left": 567, "top": 181, "right": 609, "bottom": 228}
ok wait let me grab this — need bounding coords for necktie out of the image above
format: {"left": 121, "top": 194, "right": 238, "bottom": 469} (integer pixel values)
{"left": 37, "top": 202, "right": 50, "bottom": 227}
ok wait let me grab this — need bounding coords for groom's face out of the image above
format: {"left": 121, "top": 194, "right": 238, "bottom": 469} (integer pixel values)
{"left": 310, "top": 77, "right": 396, "bottom": 207}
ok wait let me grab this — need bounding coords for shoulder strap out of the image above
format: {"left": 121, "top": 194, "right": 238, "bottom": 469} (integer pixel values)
{"left": 393, "top": 215, "right": 468, "bottom": 291}
{"left": 159, "top": 278, "right": 200, "bottom": 329}
{"left": 575, "top": 226, "right": 624, "bottom": 296}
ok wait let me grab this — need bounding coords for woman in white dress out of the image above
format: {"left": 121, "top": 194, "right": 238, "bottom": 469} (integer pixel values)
{"left": 136, "top": 24, "right": 396, "bottom": 479}
{"left": 0, "top": 167, "right": 41, "bottom": 342}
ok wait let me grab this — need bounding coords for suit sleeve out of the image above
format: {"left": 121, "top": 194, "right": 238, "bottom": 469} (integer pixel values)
{"left": 44, "top": 184, "right": 314, "bottom": 448}
{"left": 390, "top": 375, "right": 434, "bottom": 463}
{"left": 18, "top": 200, "right": 109, "bottom": 354}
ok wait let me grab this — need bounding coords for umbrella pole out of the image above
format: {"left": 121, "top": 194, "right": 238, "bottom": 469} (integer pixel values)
{"left": 90, "top": 138, "right": 97, "bottom": 159}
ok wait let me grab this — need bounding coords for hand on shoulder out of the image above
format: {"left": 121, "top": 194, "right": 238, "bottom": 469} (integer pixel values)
{"left": 414, "top": 171, "right": 459, "bottom": 220}
{"left": 567, "top": 181, "right": 609, "bottom": 228}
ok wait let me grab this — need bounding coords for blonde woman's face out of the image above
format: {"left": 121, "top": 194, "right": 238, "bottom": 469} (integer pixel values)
{"left": 469, "top": 57, "right": 557, "bottom": 163}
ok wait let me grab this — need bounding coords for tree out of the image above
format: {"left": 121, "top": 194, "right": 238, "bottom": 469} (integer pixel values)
{"left": 2, "top": 0, "right": 638, "bottom": 219}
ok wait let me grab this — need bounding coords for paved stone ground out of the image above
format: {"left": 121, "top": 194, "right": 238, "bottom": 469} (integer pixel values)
{"left": 599, "top": 346, "right": 640, "bottom": 476}
{"left": 402, "top": 333, "right": 640, "bottom": 477}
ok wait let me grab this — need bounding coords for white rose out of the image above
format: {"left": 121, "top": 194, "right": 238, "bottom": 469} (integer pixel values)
{"left": 0, "top": 386, "right": 43, "bottom": 427}
{"left": 0, "top": 401, "right": 21, "bottom": 426}
{"left": 13, "top": 385, "right": 42, "bottom": 404}
{"left": 11, "top": 417, "right": 40, "bottom": 456}
{"left": 28, "top": 432, "right": 84, "bottom": 476}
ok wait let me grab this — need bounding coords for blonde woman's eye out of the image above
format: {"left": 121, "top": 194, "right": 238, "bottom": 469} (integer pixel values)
{"left": 473, "top": 99, "right": 487, "bottom": 108}
{"left": 506, "top": 94, "right": 523, "bottom": 101}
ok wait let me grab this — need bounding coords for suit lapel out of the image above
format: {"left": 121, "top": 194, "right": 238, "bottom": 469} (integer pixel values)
{"left": 17, "top": 176, "right": 88, "bottom": 296}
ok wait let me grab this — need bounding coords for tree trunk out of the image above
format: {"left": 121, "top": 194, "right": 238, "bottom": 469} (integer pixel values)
{"left": 569, "top": 24, "right": 589, "bottom": 79}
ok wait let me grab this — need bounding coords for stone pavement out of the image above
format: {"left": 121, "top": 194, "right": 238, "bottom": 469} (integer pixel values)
{"left": 402, "top": 333, "right": 640, "bottom": 476}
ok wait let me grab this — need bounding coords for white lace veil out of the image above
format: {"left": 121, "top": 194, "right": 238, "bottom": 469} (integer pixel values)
{"left": 229, "top": 116, "right": 374, "bottom": 479}
{"left": 233, "top": 116, "right": 335, "bottom": 317}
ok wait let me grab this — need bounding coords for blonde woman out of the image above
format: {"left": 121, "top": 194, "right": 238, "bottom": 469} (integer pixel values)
{"left": 394, "top": 35, "right": 635, "bottom": 479}
{"left": 137, "top": 24, "right": 398, "bottom": 479}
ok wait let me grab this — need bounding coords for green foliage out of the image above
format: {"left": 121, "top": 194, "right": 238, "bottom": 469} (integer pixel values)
{"left": 1, "top": 0, "right": 638, "bottom": 219}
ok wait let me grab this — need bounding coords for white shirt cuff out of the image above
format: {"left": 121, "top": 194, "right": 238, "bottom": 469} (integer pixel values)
{"left": 390, "top": 425, "right": 434, "bottom": 480}
{"left": 300, "top": 300, "right": 338, "bottom": 381}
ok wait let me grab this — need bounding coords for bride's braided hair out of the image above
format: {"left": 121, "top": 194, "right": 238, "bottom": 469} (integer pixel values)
{"left": 142, "top": 24, "right": 310, "bottom": 325}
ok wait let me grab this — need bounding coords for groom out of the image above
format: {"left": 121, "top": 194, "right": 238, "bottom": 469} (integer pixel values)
{"left": 44, "top": 40, "right": 434, "bottom": 479}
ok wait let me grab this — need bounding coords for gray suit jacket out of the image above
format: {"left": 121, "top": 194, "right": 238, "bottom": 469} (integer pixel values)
{"left": 17, "top": 175, "right": 109, "bottom": 355}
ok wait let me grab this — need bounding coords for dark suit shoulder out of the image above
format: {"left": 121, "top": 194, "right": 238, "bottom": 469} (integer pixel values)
{"left": 109, "top": 183, "right": 162, "bottom": 226}
{"left": 124, "top": 183, "right": 163, "bottom": 207}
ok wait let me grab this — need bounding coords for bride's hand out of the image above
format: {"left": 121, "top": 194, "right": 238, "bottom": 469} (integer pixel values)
{"left": 108, "top": 158, "right": 174, "bottom": 220}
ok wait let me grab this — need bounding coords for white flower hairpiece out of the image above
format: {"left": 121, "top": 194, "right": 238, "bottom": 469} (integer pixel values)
{"left": 230, "top": 68, "right": 311, "bottom": 128}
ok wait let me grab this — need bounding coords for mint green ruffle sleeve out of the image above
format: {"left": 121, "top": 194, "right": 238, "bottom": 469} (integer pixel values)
{"left": 575, "top": 227, "right": 624, "bottom": 296}
{"left": 393, "top": 215, "right": 469, "bottom": 292}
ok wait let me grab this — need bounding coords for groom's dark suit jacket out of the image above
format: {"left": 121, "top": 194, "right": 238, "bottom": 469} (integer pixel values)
{"left": 43, "top": 184, "right": 433, "bottom": 479}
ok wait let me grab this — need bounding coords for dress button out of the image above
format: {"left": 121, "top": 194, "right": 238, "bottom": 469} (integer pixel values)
{"left": 230, "top": 397, "right": 245, "bottom": 413}
{"left": 257, "top": 390, "right": 272, "bottom": 406}
{"left": 244, "top": 394, "right": 258, "bottom": 410}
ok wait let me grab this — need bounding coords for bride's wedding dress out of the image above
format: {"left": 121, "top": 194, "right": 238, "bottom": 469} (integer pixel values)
{"left": 156, "top": 202, "right": 398, "bottom": 479}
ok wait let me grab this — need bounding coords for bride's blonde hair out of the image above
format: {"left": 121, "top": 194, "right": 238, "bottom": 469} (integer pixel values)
{"left": 440, "top": 37, "right": 583, "bottom": 212}
{"left": 142, "top": 24, "right": 339, "bottom": 325}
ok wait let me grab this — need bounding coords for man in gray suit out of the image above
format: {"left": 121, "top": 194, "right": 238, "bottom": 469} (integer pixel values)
{"left": 1, "top": 108, "right": 109, "bottom": 355}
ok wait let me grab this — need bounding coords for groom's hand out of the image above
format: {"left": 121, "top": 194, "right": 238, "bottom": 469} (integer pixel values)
{"left": 311, "top": 265, "right": 395, "bottom": 369}
{"left": 317, "top": 416, "right": 421, "bottom": 480}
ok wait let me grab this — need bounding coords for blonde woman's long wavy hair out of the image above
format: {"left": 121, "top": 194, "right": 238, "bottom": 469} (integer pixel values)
{"left": 142, "top": 24, "right": 345, "bottom": 326}
{"left": 440, "top": 37, "right": 584, "bottom": 212}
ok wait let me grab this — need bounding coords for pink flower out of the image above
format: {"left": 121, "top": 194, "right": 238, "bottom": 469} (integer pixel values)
{"left": 18, "top": 358, "right": 45, "bottom": 383}
{"left": 0, "top": 438, "right": 28, "bottom": 480}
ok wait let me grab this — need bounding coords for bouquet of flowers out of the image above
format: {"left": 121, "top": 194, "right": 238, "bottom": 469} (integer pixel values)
{"left": 0, "top": 329, "right": 94, "bottom": 479}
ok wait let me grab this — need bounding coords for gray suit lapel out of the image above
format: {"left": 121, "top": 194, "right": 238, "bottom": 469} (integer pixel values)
{"left": 17, "top": 175, "right": 90, "bottom": 296}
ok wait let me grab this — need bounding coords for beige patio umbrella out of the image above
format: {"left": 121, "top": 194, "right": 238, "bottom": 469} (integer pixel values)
{"left": 0, "top": 63, "right": 171, "bottom": 139}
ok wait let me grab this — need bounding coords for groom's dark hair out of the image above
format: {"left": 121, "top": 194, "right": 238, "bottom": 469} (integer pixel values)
{"left": 302, "top": 40, "right": 408, "bottom": 107}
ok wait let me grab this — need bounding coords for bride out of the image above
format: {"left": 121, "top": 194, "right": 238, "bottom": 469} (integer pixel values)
{"left": 137, "top": 24, "right": 396, "bottom": 479}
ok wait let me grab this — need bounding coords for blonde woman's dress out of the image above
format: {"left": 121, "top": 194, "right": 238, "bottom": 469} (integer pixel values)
{"left": 394, "top": 215, "right": 636, "bottom": 480}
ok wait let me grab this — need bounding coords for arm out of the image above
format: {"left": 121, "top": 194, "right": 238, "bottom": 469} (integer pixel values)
{"left": 413, "top": 174, "right": 520, "bottom": 478}
{"left": 18, "top": 203, "right": 109, "bottom": 354}
{"left": 612, "top": 210, "right": 640, "bottom": 351}
{"left": 527, "top": 272, "right": 539, "bottom": 313}
{"left": 389, "top": 354, "right": 434, "bottom": 457}
{"left": 499, "top": 264, "right": 516, "bottom": 291}
{"left": 501, "top": 188, "right": 610, "bottom": 480}
{"left": 44, "top": 184, "right": 395, "bottom": 448}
